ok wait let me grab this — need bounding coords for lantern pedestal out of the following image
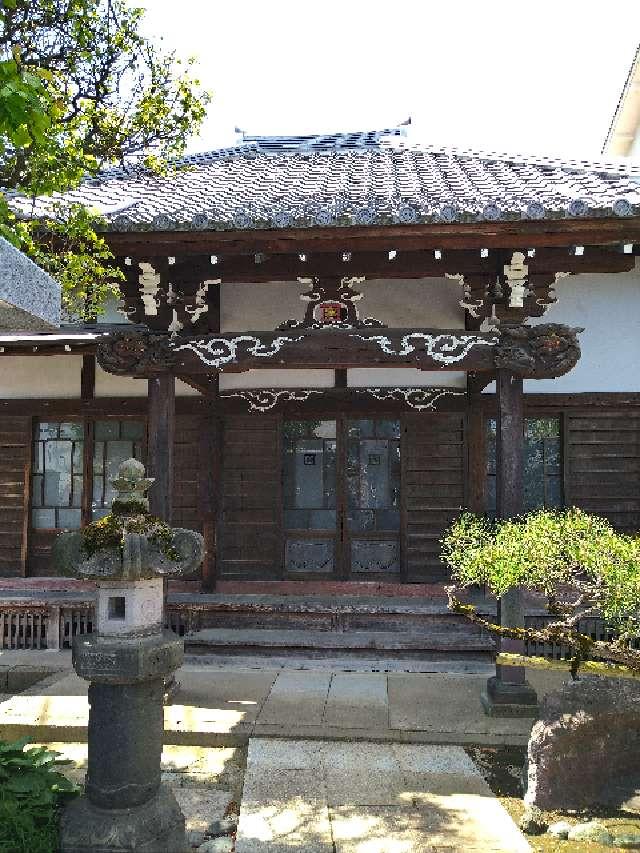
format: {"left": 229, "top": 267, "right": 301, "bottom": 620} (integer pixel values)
{"left": 59, "top": 630, "right": 185, "bottom": 853}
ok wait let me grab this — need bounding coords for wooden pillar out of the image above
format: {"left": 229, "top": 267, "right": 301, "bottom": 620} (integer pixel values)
{"left": 495, "top": 370, "right": 523, "bottom": 521}
{"left": 482, "top": 369, "right": 538, "bottom": 716}
{"left": 466, "top": 396, "right": 486, "bottom": 515}
{"left": 147, "top": 374, "right": 175, "bottom": 522}
{"left": 199, "top": 395, "right": 223, "bottom": 591}
{"left": 81, "top": 355, "right": 96, "bottom": 528}
{"left": 199, "top": 281, "right": 222, "bottom": 591}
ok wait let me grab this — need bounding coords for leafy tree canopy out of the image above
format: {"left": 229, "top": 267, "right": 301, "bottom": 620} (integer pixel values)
{"left": 0, "top": 0, "right": 210, "bottom": 318}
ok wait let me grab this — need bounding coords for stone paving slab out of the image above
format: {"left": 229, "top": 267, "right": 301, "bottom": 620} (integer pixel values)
{"left": 236, "top": 738, "right": 531, "bottom": 853}
{"left": 0, "top": 663, "right": 565, "bottom": 748}
{"left": 257, "top": 670, "right": 332, "bottom": 726}
{"left": 323, "top": 672, "right": 389, "bottom": 729}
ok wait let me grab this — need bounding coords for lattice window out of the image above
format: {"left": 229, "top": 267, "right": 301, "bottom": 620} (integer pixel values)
{"left": 92, "top": 420, "right": 145, "bottom": 519}
{"left": 31, "top": 422, "right": 84, "bottom": 529}
{"left": 487, "top": 417, "right": 562, "bottom": 515}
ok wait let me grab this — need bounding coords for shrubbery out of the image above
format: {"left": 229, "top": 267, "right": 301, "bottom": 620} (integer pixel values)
{"left": 0, "top": 738, "right": 79, "bottom": 853}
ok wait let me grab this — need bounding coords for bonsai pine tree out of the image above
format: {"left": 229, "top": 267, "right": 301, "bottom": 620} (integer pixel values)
{"left": 442, "top": 508, "right": 640, "bottom": 677}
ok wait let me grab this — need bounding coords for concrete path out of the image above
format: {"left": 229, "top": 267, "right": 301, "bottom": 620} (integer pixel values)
{"left": 0, "top": 656, "right": 566, "bottom": 747}
{"left": 236, "top": 738, "right": 531, "bottom": 852}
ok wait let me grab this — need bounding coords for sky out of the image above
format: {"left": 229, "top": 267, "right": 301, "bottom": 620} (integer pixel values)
{"left": 138, "top": 0, "right": 640, "bottom": 160}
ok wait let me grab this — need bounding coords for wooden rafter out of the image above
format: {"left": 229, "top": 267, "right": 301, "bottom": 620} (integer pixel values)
{"left": 104, "top": 217, "right": 640, "bottom": 256}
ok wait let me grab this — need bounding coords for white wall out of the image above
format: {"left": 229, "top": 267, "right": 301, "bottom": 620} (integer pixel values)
{"left": 0, "top": 355, "right": 81, "bottom": 398}
{"left": 348, "top": 369, "right": 466, "bottom": 388}
{"left": 525, "top": 264, "right": 640, "bottom": 393}
{"left": 218, "top": 277, "right": 466, "bottom": 389}
{"left": 222, "top": 282, "right": 303, "bottom": 331}
{"left": 221, "top": 277, "right": 465, "bottom": 332}
{"left": 4, "top": 268, "right": 638, "bottom": 397}
{"left": 219, "top": 369, "right": 335, "bottom": 389}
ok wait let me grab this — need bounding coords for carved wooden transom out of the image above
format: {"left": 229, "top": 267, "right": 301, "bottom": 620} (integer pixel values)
{"left": 119, "top": 256, "right": 220, "bottom": 334}
{"left": 277, "top": 276, "right": 385, "bottom": 330}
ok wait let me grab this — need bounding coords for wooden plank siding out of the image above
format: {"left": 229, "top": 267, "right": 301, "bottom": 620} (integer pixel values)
{"left": 218, "top": 416, "right": 282, "bottom": 579}
{"left": 565, "top": 411, "right": 640, "bottom": 532}
{"left": 172, "top": 413, "right": 201, "bottom": 532}
{"left": 402, "top": 413, "right": 466, "bottom": 582}
{"left": 0, "top": 416, "right": 32, "bottom": 577}
{"left": 2, "top": 402, "right": 640, "bottom": 581}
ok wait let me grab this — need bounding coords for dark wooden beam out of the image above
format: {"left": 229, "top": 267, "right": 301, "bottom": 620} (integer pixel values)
{"left": 81, "top": 355, "right": 96, "bottom": 403}
{"left": 114, "top": 245, "right": 635, "bottom": 278}
{"left": 147, "top": 374, "right": 175, "bottom": 522}
{"left": 334, "top": 369, "right": 347, "bottom": 389}
{"left": 105, "top": 217, "right": 640, "bottom": 256}
{"left": 98, "top": 327, "right": 499, "bottom": 375}
{"left": 7, "top": 387, "right": 640, "bottom": 420}
{"left": 97, "top": 324, "right": 581, "bottom": 379}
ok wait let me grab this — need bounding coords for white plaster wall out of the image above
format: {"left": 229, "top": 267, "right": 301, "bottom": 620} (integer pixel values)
{"left": 95, "top": 368, "right": 200, "bottom": 397}
{"left": 358, "top": 278, "right": 465, "bottom": 328}
{"left": 221, "top": 277, "right": 465, "bottom": 332}
{"left": 222, "top": 282, "right": 304, "bottom": 331}
{"left": 95, "top": 366, "right": 148, "bottom": 397}
{"left": 219, "top": 369, "right": 335, "bottom": 389}
{"left": 0, "top": 355, "right": 81, "bottom": 398}
{"left": 524, "top": 264, "right": 640, "bottom": 393}
{"left": 348, "top": 368, "right": 466, "bottom": 388}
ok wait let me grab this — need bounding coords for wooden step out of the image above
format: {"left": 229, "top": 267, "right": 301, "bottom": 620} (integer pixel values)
{"left": 171, "top": 592, "right": 496, "bottom": 635}
{"left": 185, "top": 627, "right": 495, "bottom": 660}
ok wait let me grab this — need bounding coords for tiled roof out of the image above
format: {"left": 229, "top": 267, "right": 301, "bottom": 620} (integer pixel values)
{"left": 10, "top": 127, "right": 640, "bottom": 233}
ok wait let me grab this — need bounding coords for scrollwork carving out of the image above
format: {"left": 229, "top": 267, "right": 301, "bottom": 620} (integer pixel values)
{"left": 97, "top": 331, "right": 177, "bottom": 375}
{"left": 495, "top": 323, "right": 583, "bottom": 378}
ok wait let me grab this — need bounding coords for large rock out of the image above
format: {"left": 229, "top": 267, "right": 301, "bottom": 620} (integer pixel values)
{"left": 0, "top": 236, "right": 60, "bottom": 329}
{"left": 525, "top": 676, "right": 640, "bottom": 811}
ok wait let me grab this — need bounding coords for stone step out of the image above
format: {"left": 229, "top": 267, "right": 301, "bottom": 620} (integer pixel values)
{"left": 185, "top": 628, "right": 495, "bottom": 660}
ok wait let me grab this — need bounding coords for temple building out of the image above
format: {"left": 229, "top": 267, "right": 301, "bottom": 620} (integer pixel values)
{"left": 2, "top": 126, "right": 640, "bottom": 658}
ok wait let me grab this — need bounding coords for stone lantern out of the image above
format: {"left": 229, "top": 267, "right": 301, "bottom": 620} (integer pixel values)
{"left": 52, "top": 458, "right": 204, "bottom": 853}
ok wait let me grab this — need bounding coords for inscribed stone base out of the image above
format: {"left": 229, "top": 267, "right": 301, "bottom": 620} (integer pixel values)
{"left": 481, "top": 675, "right": 538, "bottom": 718}
{"left": 59, "top": 785, "right": 186, "bottom": 853}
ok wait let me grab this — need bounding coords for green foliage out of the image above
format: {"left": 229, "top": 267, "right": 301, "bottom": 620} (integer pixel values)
{"left": 0, "top": 0, "right": 210, "bottom": 317}
{"left": 0, "top": 738, "right": 79, "bottom": 853}
{"left": 442, "top": 509, "right": 640, "bottom": 634}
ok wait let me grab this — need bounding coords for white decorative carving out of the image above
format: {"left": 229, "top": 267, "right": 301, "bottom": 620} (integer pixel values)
{"left": 221, "top": 389, "right": 323, "bottom": 412}
{"left": 185, "top": 279, "right": 220, "bottom": 325}
{"left": 358, "top": 387, "right": 466, "bottom": 411}
{"left": 138, "top": 263, "right": 160, "bottom": 316}
{"left": 173, "top": 334, "right": 303, "bottom": 368}
{"left": 446, "top": 272, "right": 484, "bottom": 318}
{"left": 341, "top": 276, "right": 365, "bottom": 291}
{"left": 351, "top": 332, "right": 498, "bottom": 364}
{"left": 504, "top": 251, "right": 529, "bottom": 308}
{"left": 167, "top": 309, "right": 183, "bottom": 335}
{"left": 537, "top": 271, "right": 570, "bottom": 308}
